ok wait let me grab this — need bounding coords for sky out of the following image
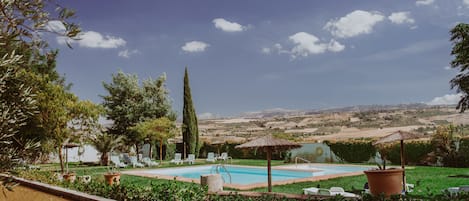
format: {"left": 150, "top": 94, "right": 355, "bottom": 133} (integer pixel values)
{"left": 47, "top": 0, "right": 469, "bottom": 118}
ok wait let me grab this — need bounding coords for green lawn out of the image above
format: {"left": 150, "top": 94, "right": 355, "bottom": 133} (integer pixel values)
{"left": 250, "top": 166, "right": 469, "bottom": 196}
{"left": 35, "top": 160, "right": 469, "bottom": 197}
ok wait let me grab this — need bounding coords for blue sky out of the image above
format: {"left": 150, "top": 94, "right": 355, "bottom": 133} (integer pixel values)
{"left": 49, "top": 0, "right": 468, "bottom": 118}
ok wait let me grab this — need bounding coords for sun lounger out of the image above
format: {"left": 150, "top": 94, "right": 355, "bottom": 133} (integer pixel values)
{"left": 206, "top": 152, "right": 216, "bottom": 162}
{"left": 130, "top": 156, "right": 144, "bottom": 168}
{"left": 304, "top": 187, "right": 359, "bottom": 198}
{"left": 141, "top": 157, "right": 159, "bottom": 167}
{"left": 110, "top": 156, "right": 127, "bottom": 168}
{"left": 217, "top": 152, "right": 232, "bottom": 161}
{"left": 170, "top": 153, "right": 183, "bottom": 165}
{"left": 447, "top": 185, "right": 469, "bottom": 195}
{"left": 185, "top": 154, "right": 195, "bottom": 165}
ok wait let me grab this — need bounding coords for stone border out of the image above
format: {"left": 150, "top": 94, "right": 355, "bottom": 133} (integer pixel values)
{"left": 1, "top": 174, "right": 114, "bottom": 201}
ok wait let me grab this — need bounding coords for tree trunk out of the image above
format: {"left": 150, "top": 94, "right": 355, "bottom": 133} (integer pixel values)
{"left": 58, "top": 147, "right": 64, "bottom": 173}
{"left": 101, "top": 152, "right": 109, "bottom": 166}
{"left": 160, "top": 139, "right": 163, "bottom": 164}
{"left": 135, "top": 144, "right": 140, "bottom": 160}
{"left": 149, "top": 142, "right": 152, "bottom": 159}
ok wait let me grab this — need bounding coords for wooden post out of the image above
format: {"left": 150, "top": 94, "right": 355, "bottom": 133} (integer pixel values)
{"left": 400, "top": 140, "right": 406, "bottom": 193}
{"left": 267, "top": 147, "right": 272, "bottom": 192}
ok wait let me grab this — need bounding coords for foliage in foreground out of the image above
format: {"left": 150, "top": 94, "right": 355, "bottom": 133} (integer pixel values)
{"left": 15, "top": 169, "right": 469, "bottom": 201}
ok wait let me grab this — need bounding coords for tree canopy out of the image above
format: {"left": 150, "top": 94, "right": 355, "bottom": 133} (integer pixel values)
{"left": 450, "top": 23, "right": 469, "bottom": 112}
{"left": 101, "top": 70, "right": 175, "bottom": 155}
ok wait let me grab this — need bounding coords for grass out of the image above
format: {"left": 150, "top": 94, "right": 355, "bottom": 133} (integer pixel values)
{"left": 35, "top": 160, "right": 469, "bottom": 197}
{"left": 250, "top": 166, "right": 469, "bottom": 196}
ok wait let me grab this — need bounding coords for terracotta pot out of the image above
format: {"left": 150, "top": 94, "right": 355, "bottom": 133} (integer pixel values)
{"left": 104, "top": 173, "right": 120, "bottom": 185}
{"left": 62, "top": 173, "right": 76, "bottom": 182}
{"left": 364, "top": 168, "right": 403, "bottom": 197}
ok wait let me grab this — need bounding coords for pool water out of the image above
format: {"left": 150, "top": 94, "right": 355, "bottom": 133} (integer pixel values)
{"left": 141, "top": 165, "right": 369, "bottom": 185}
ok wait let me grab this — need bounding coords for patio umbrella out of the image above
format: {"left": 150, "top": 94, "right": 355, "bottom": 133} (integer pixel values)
{"left": 373, "top": 130, "right": 423, "bottom": 192}
{"left": 235, "top": 135, "right": 301, "bottom": 192}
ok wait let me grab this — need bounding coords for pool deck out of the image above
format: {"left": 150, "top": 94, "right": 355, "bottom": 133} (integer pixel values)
{"left": 122, "top": 163, "right": 371, "bottom": 190}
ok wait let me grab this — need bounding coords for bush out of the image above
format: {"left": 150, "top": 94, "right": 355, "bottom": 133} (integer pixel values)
{"left": 326, "top": 141, "right": 376, "bottom": 163}
{"left": 387, "top": 141, "right": 432, "bottom": 165}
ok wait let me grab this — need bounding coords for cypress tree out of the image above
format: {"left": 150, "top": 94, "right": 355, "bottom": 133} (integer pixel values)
{"left": 182, "top": 67, "right": 199, "bottom": 157}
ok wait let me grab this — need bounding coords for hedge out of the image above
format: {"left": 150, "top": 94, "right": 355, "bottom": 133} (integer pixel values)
{"left": 326, "top": 141, "right": 376, "bottom": 163}
{"left": 387, "top": 141, "right": 432, "bottom": 165}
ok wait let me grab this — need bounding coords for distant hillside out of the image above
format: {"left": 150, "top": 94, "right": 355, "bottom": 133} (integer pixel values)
{"left": 237, "top": 103, "right": 454, "bottom": 119}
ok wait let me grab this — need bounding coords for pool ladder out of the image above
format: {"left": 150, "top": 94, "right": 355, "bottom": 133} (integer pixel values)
{"left": 295, "top": 157, "right": 312, "bottom": 168}
{"left": 211, "top": 164, "right": 232, "bottom": 184}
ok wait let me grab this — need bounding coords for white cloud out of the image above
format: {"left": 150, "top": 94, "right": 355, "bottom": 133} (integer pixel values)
{"left": 58, "top": 31, "right": 126, "bottom": 49}
{"left": 464, "top": 0, "right": 469, "bottom": 8}
{"left": 212, "top": 18, "right": 246, "bottom": 32}
{"left": 324, "top": 10, "right": 385, "bottom": 38}
{"left": 261, "top": 47, "right": 271, "bottom": 54}
{"left": 444, "top": 66, "right": 452, "bottom": 70}
{"left": 118, "top": 49, "right": 140, "bottom": 58}
{"left": 416, "top": 0, "right": 435, "bottom": 6}
{"left": 288, "top": 32, "right": 345, "bottom": 58}
{"left": 427, "top": 93, "right": 462, "bottom": 105}
{"left": 328, "top": 39, "right": 346, "bottom": 52}
{"left": 181, "top": 41, "right": 209, "bottom": 52}
{"left": 198, "top": 112, "right": 217, "bottom": 119}
{"left": 388, "top": 12, "right": 415, "bottom": 24}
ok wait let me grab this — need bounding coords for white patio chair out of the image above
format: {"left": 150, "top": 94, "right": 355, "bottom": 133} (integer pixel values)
{"left": 170, "top": 153, "right": 183, "bottom": 165}
{"left": 130, "top": 156, "right": 144, "bottom": 168}
{"left": 206, "top": 152, "right": 216, "bottom": 162}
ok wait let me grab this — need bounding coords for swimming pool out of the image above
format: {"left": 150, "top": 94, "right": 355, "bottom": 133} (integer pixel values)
{"left": 135, "top": 164, "right": 370, "bottom": 186}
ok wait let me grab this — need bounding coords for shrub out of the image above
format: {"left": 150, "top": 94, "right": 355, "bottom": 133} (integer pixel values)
{"left": 326, "top": 141, "right": 376, "bottom": 163}
{"left": 387, "top": 141, "right": 432, "bottom": 165}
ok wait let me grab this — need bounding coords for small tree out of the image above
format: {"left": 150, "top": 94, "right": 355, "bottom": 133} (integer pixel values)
{"left": 182, "top": 67, "right": 199, "bottom": 157}
{"left": 102, "top": 71, "right": 175, "bottom": 158}
{"left": 132, "top": 117, "right": 175, "bottom": 164}
{"left": 90, "top": 132, "right": 123, "bottom": 165}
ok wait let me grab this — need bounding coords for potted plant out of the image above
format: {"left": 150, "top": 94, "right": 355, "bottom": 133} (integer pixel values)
{"left": 104, "top": 166, "right": 120, "bottom": 185}
{"left": 62, "top": 171, "right": 76, "bottom": 182}
{"left": 364, "top": 144, "right": 403, "bottom": 197}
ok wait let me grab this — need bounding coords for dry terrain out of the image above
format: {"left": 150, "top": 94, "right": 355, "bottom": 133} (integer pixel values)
{"left": 196, "top": 105, "right": 469, "bottom": 144}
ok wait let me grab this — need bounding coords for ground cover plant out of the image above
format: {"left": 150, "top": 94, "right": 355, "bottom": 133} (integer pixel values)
{"left": 13, "top": 159, "right": 469, "bottom": 200}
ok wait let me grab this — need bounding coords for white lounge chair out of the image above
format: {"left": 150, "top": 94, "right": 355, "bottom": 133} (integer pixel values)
{"left": 130, "top": 156, "right": 144, "bottom": 168}
{"left": 304, "top": 187, "right": 359, "bottom": 198}
{"left": 218, "top": 152, "right": 232, "bottom": 161}
{"left": 206, "top": 152, "right": 216, "bottom": 162}
{"left": 185, "top": 154, "right": 195, "bottom": 165}
{"left": 170, "top": 153, "right": 183, "bottom": 165}
{"left": 141, "top": 157, "right": 159, "bottom": 167}
{"left": 110, "top": 156, "right": 127, "bottom": 168}
{"left": 330, "top": 187, "right": 345, "bottom": 193}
